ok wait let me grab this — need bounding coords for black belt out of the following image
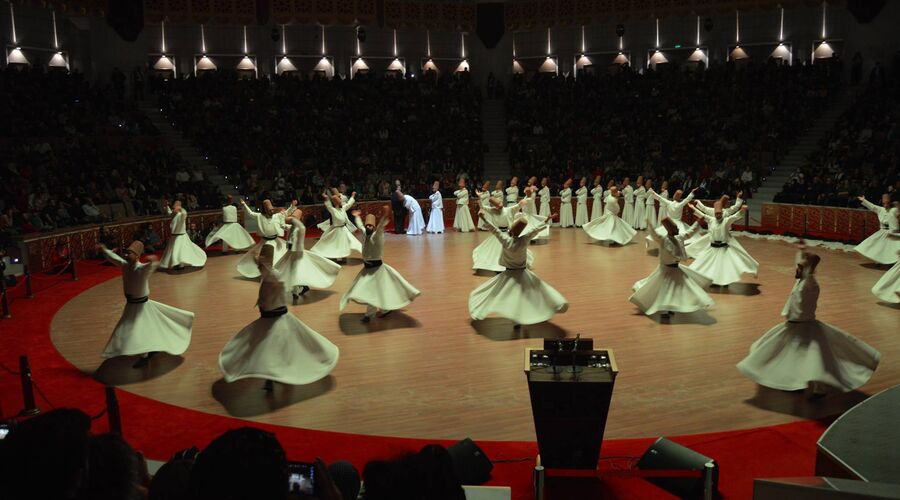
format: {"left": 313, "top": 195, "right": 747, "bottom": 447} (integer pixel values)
{"left": 260, "top": 306, "right": 288, "bottom": 318}
{"left": 263, "top": 235, "right": 277, "bottom": 240}
{"left": 883, "top": 225, "right": 890, "bottom": 230}
{"left": 171, "top": 232, "right": 185, "bottom": 235}
{"left": 499, "top": 227, "right": 509, "bottom": 232}
{"left": 363, "top": 260, "right": 383, "bottom": 268}
{"left": 223, "top": 221, "right": 236, "bottom": 224}
{"left": 665, "top": 263, "right": 679, "bottom": 268}
{"left": 711, "top": 241, "right": 728, "bottom": 248}
{"left": 506, "top": 266, "right": 526, "bottom": 270}
{"left": 126, "top": 295, "right": 149, "bottom": 304}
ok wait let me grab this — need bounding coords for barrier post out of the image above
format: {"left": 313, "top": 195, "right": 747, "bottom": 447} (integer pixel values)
{"left": 1, "top": 277, "right": 10, "bottom": 319}
{"left": 24, "top": 265, "right": 34, "bottom": 299}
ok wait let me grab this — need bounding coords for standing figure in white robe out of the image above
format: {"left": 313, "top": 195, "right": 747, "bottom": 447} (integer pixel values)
{"left": 590, "top": 176, "right": 604, "bottom": 221}
{"left": 206, "top": 195, "right": 255, "bottom": 253}
{"left": 872, "top": 251, "right": 900, "bottom": 303}
{"left": 522, "top": 177, "right": 539, "bottom": 215}
{"left": 633, "top": 176, "right": 647, "bottom": 230}
{"left": 686, "top": 193, "right": 746, "bottom": 256}
{"left": 473, "top": 198, "right": 535, "bottom": 272}
{"left": 622, "top": 178, "right": 635, "bottom": 227}
{"left": 237, "top": 199, "right": 289, "bottom": 279}
{"left": 574, "top": 177, "right": 590, "bottom": 227}
{"left": 506, "top": 177, "right": 520, "bottom": 207}
{"left": 469, "top": 211, "right": 567, "bottom": 326}
{"left": 404, "top": 194, "right": 425, "bottom": 235}
{"left": 492, "top": 180, "right": 505, "bottom": 208}
{"left": 477, "top": 181, "right": 492, "bottom": 230}
{"left": 284, "top": 210, "right": 340, "bottom": 301}
{"left": 453, "top": 179, "right": 476, "bottom": 232}
{"left": 737, "top": 244, "right": 880, "bottom": 395}
{"left": 630, "top": 216, "right": 714, "bottom": 317}
{"left": 538, "top": 177, "right": 552, "bottom": 218}
{"left": 99, "top": 241, "right": 193, "bottom": 368}
{"left": 582, "top": 187, "right": 637, "bottom": 246}
{"left": 656, "top": 181, "right": 670, "bottom": 226}
{"left": 645, "top": 188, "right": 697, "bottom": 249}
{"left": 688, "top": 203, "right": 757, "bottom": 286}
{"left": 855, "top": 195, "right": 900, "bottom": 265}
{"left": 159, "top": 200, "right": 207, "bottom": 270}
{"left": 643, "top": 179, "right": 658, "bottom": 229}
{"left": 341, "top": 206, "right": 421, "bottom": 322}
{"left": 522, "top": 185, "right": 549, "bottom": 241}
{"left": 311, "top": 192, "right": 363, "bottom": 260}
{"left": 219, "top": 242, "right": 339, "bottom": 390}
{"left": 558, "top": 179, "right": 575, "bottom": 228}
{"left": 426, "top": 181, "right": 445, "bottom": 234}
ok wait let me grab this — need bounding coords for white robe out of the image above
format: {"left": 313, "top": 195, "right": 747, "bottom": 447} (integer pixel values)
{"left": 656, "top": 189, "right": 669, "bottom": 226}
{"left": 590, "top": 186, "right": 604, "bottom": 221}
{"left": 219, "top": 248, "right": 339, "bottom": 385}
{"left": 872, "top": 258, "right": 900, "bottom": 303}
{"left": 310, "top": 197, "right": 363, "bottom": 259}
{"left": 160, "top": 208, "right": 208, "bottom": 269}
{"left": 404, "top": 195, "right": 425, "bottom": 236}
{"left": 558, "top": 188, "right": 574, "bottom": 228}
{"left": 285, "top": 219, "right": 341, "bottom": 290}
{"left": 855, "top": 201, "right": 900, "bottom": 265}
{"left": 426, "top": 191, "right": 445, "bottom": 233}
{"left": 469, "top": 217, "right": 568, "bottom": 325}
{"left": 206, "top": 204, "right": 255, "bottom": 251}
{"left": 633, "top": 187, "right": 647, "bottom": 229}
{"left": 237, "top": 204, "right": 288, "bottom": 279}
{"left": 524, "top": 190, "right": 549, "bottom": 240}
{"left": 100, "top": 249, "right": 193, "bottom": 359}
{"left": 622, "top": 185, "right": 635, "bottom": 227}
{"left": 688, "top": 208, "right": 758, "bottom": 286}
{"left": 340, "top": 216, "right": 421, "bottom": 314}
{"left": 645, "top": 191, "right": 695, "bottom": 249}
{"left": 737, "top": 254, "right": 880, "bottom": 392}
{"left": 317, "top": 194, "right": 357, "bottom": 235}
{"left": 630, "top": 221, "right": 714, "bottom": 315}
{"left": 477, "top": 190, "right": 492, "bottom": 230}
{"left": 583, "top": 195, "right": 637, "bottom": 246}
{"left": 686, "top": 198, "right": 746, "bottom": 257}
{"left": 453, "top": 188, "right": 476, "bottom": 232}
{"left": 505, "top": 185, "right": 519, "bottom": 206}
{"left": 574, "top": 186, "right": 589, "bottom": 227}
{"left": 538, "top": 186, "right": 551, "bottom": 218}
{"left": 644, "top": 189, "right": 658, "bottom": 229}
{"left": 473, "top": 206, "right": 535, "bottom": 272}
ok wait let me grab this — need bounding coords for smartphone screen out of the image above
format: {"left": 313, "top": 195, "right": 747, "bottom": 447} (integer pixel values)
{"left": 287, "top": 461, "right": 315, "bottom": 496}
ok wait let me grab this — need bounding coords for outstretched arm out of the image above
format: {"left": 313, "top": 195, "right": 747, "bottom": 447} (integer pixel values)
{"left": 97, "top": 244, "right": 126, "bottom": 267}
{"left": 858, "top": 196, "right": 879, "bottom": 213}
{"left": 344, "top": 192, "right": 357, "bottom": 211}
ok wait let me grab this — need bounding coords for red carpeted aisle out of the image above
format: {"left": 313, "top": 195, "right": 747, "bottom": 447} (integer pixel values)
{"left": 0, "top": 259, "right": 828, "bottom": 499}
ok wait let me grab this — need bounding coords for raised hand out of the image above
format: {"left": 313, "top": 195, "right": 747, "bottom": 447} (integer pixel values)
{"left": 857, "top": 195, "right": 866, "bottom": 202}
{"left": 146, "top": 254, "right": 159, "bottom": 262}
{"left": 691, "top": 187, "right": 699, "bottom": 193}
{"left": 351, "top": 209, "right": 361, "bottom": 218}
{"left": 736, "top": 190, "right": 743, "bottom": 198}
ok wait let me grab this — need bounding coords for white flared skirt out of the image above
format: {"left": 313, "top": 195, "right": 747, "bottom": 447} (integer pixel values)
{"left": 427, "top": 208, "right": 445, "bottom": 233}
{"left": 689, "top": 243, "right": 759, "bottom": 286}
{"left": 630, "top": 264, "right": 714, "bottom": 315}
{"left": 855, "top": 230, "right": 900, "bottom": 265}
{"left": 736, "top": 320, "right": 880, "bottom": 392}
{"left": 645, "top": 202, "right": 658, "bottom": 228}
{"left": 591, "top": 199, "right": 603, "bottom": 221}
{"left": 288, "top": 250, "right": 341, "bottom": 289}
{"left": 559, "top": 203, "right": 574, "bottom": 228}
{"left": 102, "top": 300, "right": 193, "bottom": 358}
{"left": 539, "top": 201, "right": 551, "bottom": 218}
{"left": 622, "top": 201, "right": 635, "bottom": 228}
{"left": 633, "top": 200, "right": 647, "bottom": 229}
{"left": 159, "top": 234, "right": 207, "bottom": 269}
{"left": 686, "top": 233, "right": 747, "bottom": 259}
{"left": 469, "top": 269, "right": 568, "bottom": 325}
{"left": 237, "top": 238, "right": 287, "bottom": 279}
{"left": 340, "top": 263, "right": 421, "bottom": 312}
{"left": 872, "top": 261, "right": 900, "bottom": 303}
{"left": 472, "top": 237, "right": 535, "bottom": 272}
{"left": 583, "top": 213, "right": 637, "bottom": 246}
{"left": 406, "top": 210, "right": 425, "bottom": 235}
{"left": 524, "top": 212, "right": 550, "bottom": 240}
{"left": 205, "top": 223, "right": 255, "bottom": 250}
{"left": 311, "top": 225, "right": 362, "bottom": 259}
{"left": 219, "top": 313, "right": 339, "bottom": 385}
{"left": 575, "top": 203, "right": 589, "bottom": 227}
{"left": 454, "top": 205, "right": 475, "bottom": 232}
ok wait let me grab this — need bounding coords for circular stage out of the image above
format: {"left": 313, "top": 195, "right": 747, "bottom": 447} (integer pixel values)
{"left": 51, "top": 229, "right": 899, "bottom": 441}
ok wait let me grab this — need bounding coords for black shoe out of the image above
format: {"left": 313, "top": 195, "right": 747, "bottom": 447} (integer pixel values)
{"left": 263, "top": 380, "right": 274, "bottom": 392}
{"left": 299, "top": 286, "right": 310, "bottom": 296}
{"left": 361, "top": 315, "right": 371, "bottom": 323}
{"left": 292, "top": 292, "right": 300, "bottom": 303}
{"left": 378, "top": 310, "right": 393, "bottom": 318}
{"left": 132, "top": 352, "right": 156, "bottom": 369}
{"left": 513, "top": 323, "right": 521, "bottom": 329}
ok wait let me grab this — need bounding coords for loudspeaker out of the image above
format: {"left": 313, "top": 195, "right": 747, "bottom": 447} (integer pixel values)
{"left": 615, "top": 24, "right": 625, "bottom": 38}
{"left": 637, "top": 437, "right": 718, "bottom": 499}
{"left": 447, "top": 438, "right": 493, "bottom": 485}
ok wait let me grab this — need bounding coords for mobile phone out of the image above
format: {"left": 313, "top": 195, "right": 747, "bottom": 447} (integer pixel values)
{"left": 0, "top": 423, "right": 10, "bottom": 440}
{"left": 287, "top": 461, "right": 316, "bottom": 496}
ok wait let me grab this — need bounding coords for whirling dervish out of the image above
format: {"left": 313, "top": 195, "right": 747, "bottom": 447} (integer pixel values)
{"left": 506, "top": 176, "right": 520, "bottom": 206}
{"left": 205, "top": 195, "right": 255, "bottom": 253}
{"left": 341, "top": 206, "right": 421, "bottom": 322}
{"left": 522, "top": 185, "right": 550, "bottom": 242}
{"left": 574, "top": 177, "right": 590, "bottom": 227}
{"left": 645, "top": 187, "right": 697, "bottom": 249}
{"left": 590, "top": 176, "right": 604, "bottom": 221}
{"left": 472, "top": 198, "right": 534, "bottom": 273}
{"left": 477, "top": 181, "right": 492, "bottom": 230}
{"left": 582, "top": 186, "right": 637, "bottom": 246}
{"left": 643, "top": 179, "right": 657, "bottom": 229}
{"left": 688, "top": 202, "right": 757, "bottom": 287}
{"left": 633, "top": 176, "right": 647, "bottom": 230}
{"left": 558, "top": 179, "right": 574, "bottom": 228}
{"left": 469, "top": 209, "right": 567, "bottom": 326}
{"left": 311, "top": 190, "right": 363, "bottom": 261}
{"left": 622, "top": 177, "right": 635, "bottom": 227}
{"left": 453, "top": 179, "right": 476, "bottom": 233}
{"left": 872, "top": 250, "right": 900, "bottom": 303}
{"left": 98, "top": 241, "right": 193, "bottom": 368}
{"left": 159, "top": 199, "right": 208, "bottom": 270}
{"left": 426, "top": 181, "right": 445, "bottom": 234}
{"left": 283, "top": 209, "right": 341, "bottom": 302}
{"left": 538, "top": 177, "right": 551, "bottom": 218}
{"left": 855, "top": 194, "right": 900, "bottom": 265}
{"left": 737, "top": 242, "right": 880, "bottom": 396}
{"left": 630, "top": 215, "right": 714, "bottom": 317}
{"left": 686, "top": 192, "right": 746, "bottom": 257}
{"left": 237, "top": 198, "right": 288, "bottom": 279}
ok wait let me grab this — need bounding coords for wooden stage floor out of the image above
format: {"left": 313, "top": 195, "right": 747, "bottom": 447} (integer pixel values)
{"left": 51, "top": 229, "right": 899, "bottom": 441}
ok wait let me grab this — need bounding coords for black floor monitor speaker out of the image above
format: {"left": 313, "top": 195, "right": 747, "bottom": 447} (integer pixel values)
{"left": 637, "top": 437, "right": 718, "bottom": 499}
{"left": 447, "top": 438, "right": 493, "bottom": 485}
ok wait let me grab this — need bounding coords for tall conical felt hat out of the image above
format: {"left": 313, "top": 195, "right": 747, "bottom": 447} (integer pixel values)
{"left": 365, "top": 214, "right": 377, "bottom": 226}
{"left": 127, "top": 240, "right": 144, "bottom": 256}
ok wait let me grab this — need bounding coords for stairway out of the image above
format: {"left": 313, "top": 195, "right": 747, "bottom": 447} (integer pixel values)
{"left": 138, "top": 102, "right": 239, "bottom": 199}
{"left": 749, "top": 91, "right": 854, "bottom": 226}
{"left": 482, "top": 99, "right": 510, "bottom": 182}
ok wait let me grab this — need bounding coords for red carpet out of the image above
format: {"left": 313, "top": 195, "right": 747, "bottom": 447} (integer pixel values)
{"left": 0, "top": 259, "right": 829, "bottom": 499}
